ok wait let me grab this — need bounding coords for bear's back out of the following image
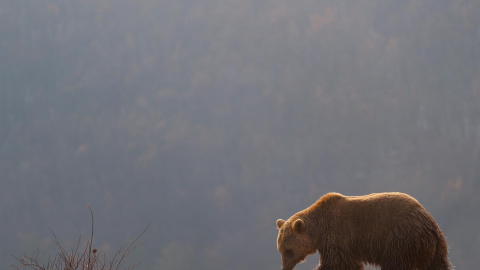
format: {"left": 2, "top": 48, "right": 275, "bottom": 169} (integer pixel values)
{"left": 334, "top": 192, "right": 426, "bottom": 236}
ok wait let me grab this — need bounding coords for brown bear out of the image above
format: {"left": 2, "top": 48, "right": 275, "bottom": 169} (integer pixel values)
{"left": 276, "top": 192, "right": 451, "bottom": 270}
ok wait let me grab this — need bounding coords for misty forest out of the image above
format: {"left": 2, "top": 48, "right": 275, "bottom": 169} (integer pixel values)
{"left": 2, "top": 1, "right": 480, "bottom": 269}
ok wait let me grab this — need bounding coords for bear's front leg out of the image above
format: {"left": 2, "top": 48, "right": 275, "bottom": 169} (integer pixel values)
{"left": 316, "top": 253, "right": 364, "bottom": 270}
{"left": 316, "top": 263, "right": 364, "bottom": 270}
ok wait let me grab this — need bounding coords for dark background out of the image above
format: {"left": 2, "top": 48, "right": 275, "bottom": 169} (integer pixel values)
{"left": 1, "top": 1, "right": 479, "bottom": 269}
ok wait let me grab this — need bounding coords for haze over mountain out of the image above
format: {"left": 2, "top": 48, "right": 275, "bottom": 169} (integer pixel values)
{"left": 1, "top": 1, "right": 479, "bottom": 269}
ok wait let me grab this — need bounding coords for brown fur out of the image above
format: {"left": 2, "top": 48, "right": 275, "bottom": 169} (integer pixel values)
{"left": 276, "top": 192, "right": 451, "bottom": 270}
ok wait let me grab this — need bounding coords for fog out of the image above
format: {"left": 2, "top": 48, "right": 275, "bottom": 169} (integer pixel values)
{"left": 1, "top": 1, "right": 479, "bottom": 269}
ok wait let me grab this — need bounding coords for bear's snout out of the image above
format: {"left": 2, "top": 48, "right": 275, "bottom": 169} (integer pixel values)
{"left": 281, "top": 255, "right": 304, "bottom": 270}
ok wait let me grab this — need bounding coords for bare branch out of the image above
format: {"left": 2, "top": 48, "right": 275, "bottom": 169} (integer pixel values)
{"left": 87, "top": 205, "right": 94, "bottom": 268}
{"left": 114, "top": 223, "right": 151, "bottom": 270}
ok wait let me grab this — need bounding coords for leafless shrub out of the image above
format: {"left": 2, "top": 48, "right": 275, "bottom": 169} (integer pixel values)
{"left": 12, "top": 206, "right": 150, "bottom": 270}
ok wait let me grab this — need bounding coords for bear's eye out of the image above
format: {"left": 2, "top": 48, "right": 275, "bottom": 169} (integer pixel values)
{"left": 285, "top": 249, "right": 294, "bottom": 257}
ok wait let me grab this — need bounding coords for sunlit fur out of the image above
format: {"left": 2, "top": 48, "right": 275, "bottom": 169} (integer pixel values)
{"left": 277, "top": 218, "right": 316, "bottom": 270}
{"left": 276, "top": 192, "right": 451, "bottom": 270}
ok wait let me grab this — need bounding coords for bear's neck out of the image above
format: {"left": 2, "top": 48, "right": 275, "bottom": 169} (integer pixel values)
{"left": 301, "top": 203, "right": 331, "bottom": 251}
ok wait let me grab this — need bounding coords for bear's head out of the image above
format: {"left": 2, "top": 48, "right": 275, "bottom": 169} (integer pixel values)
{"left": 276, "top": 218, "right": 315, "bottom": 270}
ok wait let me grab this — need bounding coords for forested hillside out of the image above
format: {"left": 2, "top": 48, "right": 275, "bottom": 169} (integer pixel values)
{"left": 1, "top": 1, "right": 479, "bottom": 269}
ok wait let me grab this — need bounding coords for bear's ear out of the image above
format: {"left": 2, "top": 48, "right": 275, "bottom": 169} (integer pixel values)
{"left": 276, "top": 219, "right": 286, "bottom": 229}
{"left": 292, "top": 219, "right": 306, "bottom": 233}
